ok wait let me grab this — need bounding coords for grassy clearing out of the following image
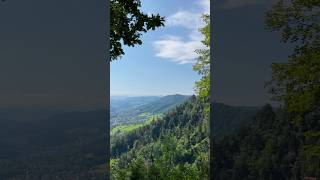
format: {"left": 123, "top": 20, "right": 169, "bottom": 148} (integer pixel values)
{"left": 111, "top": 114, "right": 162, "bottom": 135}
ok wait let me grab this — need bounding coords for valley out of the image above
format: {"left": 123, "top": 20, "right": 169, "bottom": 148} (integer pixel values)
{"left": 0, "top": 94, "right": 263, "bottom": 179}
{"left": 110, "top": 94, "right": 190, "bottom": 135}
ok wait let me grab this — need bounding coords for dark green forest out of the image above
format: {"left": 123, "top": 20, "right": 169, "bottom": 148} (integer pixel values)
{"left": 110, "top": 96, "right": 209, "bottom": 179}
{"left": 213, "top": 0, "right": 320, "bottom": 179}
{"left": 1, "top": 0, "right": 318, "bottom": 179}
{"left": 109, "top": 0, "right": 320, "bottom": 179}
{"left": 213, "top": 105, "right": 320, "bottom": 179}
{"left": 0, "top": 110, "right": 108, "bottom": 179}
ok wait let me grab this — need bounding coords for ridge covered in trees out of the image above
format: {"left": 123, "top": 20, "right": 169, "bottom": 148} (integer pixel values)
{"left": 109, "top": 12, "right": 211, "bottom": 180}
{"left": 111, "top": 96, "right": 209, "bottom": 179}
{"left": 213, "top": 104, "right": 320, "bottom": 179}
{"left": 213, "top": 0, "right": 320, "bottom": 179}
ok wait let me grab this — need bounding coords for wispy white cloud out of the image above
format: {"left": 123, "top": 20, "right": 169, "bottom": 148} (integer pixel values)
{"left": 153, "top": 0, "right": 209, "bottom": 64}
{"left": 166, "top": 11, "right": 203, "bottom": 30}
{"left": 154, "top": 36, "right": 203, "bottom": 64}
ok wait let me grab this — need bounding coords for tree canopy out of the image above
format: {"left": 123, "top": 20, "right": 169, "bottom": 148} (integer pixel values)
{"left": 110, "top": 0, "right": 165, "bottom": 61}
{"left": 193, "top": 14, "right": 210, "bottom": 119}
{"left": 266, "top": 0, "right": 320, "bottom": 120}
{"left": 0, "top": 0, "right": 165, "bottom": 61}
{"left": 265, "top": 0, "right": 320, "bottom": 177}
{"left": 110, "top": 14, "right": 210, "bottom": 180}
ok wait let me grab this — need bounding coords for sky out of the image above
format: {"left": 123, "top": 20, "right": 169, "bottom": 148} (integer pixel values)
{"left": 0, "top": 0, "right": 107, "bottom": 111}
{"left": 213, "top": 0, "right": 293, "bottom": 106}
{"left": 110, "top": 0, "right": 293, "bottom": 106}
{"left": 110, "top": 0, "right": 210, "bottom": 97}
{"left": 0, "top": 0, "right": 295, "bottom": 109}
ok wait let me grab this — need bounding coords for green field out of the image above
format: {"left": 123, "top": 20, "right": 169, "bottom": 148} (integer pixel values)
{"left": 111, "top": 114, "right": 162, "bottom": 136}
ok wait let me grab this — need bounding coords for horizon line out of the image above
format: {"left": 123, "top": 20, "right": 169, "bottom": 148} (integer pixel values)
{"left": 110, "top": 93, "right": 193, "bottom": 97}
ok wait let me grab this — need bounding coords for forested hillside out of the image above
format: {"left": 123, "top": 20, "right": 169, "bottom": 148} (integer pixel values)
{"left": 212, "top": 103, "right": 259, "bottom": 138}
{"left": 111, "top": 95, "right": 189, "bottom": 127}
{"left": 137, "top": 94, "right": 190, "bottom": 113}
{"left": 0, "top": 95, "right": 201, "bottom": 179}
{"left": 111, "top": 96, "right": 160, "bottom": 114}
{"left": 111, "top": 96, "right": 209, "bottom": 179}
{"left": 211, "top": 0, "right": 320, "bottom": 179}
{"left": 213, "top": 104, "right": 320, "bottom": 179}
{"left": 0, "top": 110, "right": 108, "bottom": 179}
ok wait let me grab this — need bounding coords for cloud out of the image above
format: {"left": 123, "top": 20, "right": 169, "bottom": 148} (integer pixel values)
{"left": 154, "top": 36, "right": 203, "bottom": 64}
{"left": 199, "top": 0, "right": 210, "bottom": 14}
{"left": 221, "top": 0, "right": 272, "bottom": 9}
{"left": 153, "top": 0, "right": 209, "bottom": 64}
{"left": 166, "top": 11, "right": 203, "bottom": 30}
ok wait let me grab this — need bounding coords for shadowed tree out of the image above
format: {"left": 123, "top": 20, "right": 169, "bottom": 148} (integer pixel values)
{"left": 0, "top": 0, "right": 165, "bottom": 61}
{"left": 266, "top": 0, "right": 320, "bottom": 177}
{"left": 110, "top": 0, "right": 165, "bottom": 61}
{"left": 266, "top": 0, "right": 320, "bottom": 120}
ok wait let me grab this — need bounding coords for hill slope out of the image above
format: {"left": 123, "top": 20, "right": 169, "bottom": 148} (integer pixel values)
{"left": 0, "top": 110, "right": 108, "bottom": 179}
{"left": 110, "top": 97, "right": 262, "bottom": 179}
{"left": 0, "top": 97, "right": 264, "bottom": 179}
{"left": 137, "top": 94, "right": 190, "bottom": 113}
{"left": 213, "top": 105, "right": 320, "bottom": 179}
{"left": 111, "top": 96, "right": 209, "bottom": 179}
{"left": 111, "top": 95, "right": 190, "bottom": 127}
{"left": 111, "top": 96, "right": 160, "bottom": 113}
{"left": 213, "top": 103, "right": 260, "bottom": 138}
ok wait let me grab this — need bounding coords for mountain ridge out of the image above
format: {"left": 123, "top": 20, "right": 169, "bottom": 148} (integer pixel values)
{"left": 111, "top": 94, "right": 190, "bottom": 127}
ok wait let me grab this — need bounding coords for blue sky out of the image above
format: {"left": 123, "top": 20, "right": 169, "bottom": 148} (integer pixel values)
{"left": 110, "top": 0, "right": 210, "bottom": 96}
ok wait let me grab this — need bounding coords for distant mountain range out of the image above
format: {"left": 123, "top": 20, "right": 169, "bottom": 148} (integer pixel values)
{"left": 111, "top": 96, "right": 160, "bottom": 113}
{"left": 0, "top": 94, "right": 263, "bottom": 179}
{"left": 110, "top": 94, "right": 190, "bottom": 127}
{"left": 0, "top": 109, "right": 107, "bottom": 179}
{"left": 110, "top": 96, "right": 263, "bottom": 178}
{"left": 110, "top": 96, "right": 209, "bottom": 178}
{"left": 136, "top": 94, "right": 191, "bottom": 113}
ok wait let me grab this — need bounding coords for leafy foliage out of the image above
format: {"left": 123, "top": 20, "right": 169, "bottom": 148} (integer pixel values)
{"left": 2, "top": 0, "right": 165, "bottom": 61}
{"left": 110, "top": 96, "right": 209, "bottom": 180}
{"left": 193, "top": 15, "right": 210, "bottom": 115}
{"left": 213, "top": 105, "right": 320, "bottom": 179}
{"left": 211, "top": 1, "right": 320, "bottom": 179}
{"left": 265, "top": 0, "right": 320, "bottom": 120}
{"left": 110, "top": 13, "right": 211, "bottom": 179}
{"left": 110, "top": 0, "right": 165, "bottom": 60}
{"left": 265, "top": 0, "right": 320, "bottom": 52}
{"left": 265, "top": 1, "right": 320, "bottom": 177}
